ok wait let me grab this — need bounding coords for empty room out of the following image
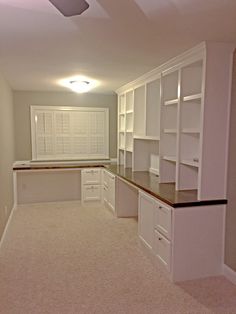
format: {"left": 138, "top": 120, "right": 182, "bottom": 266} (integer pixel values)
{"left": 0, "top": 0, "right": 236, "bottom": 313}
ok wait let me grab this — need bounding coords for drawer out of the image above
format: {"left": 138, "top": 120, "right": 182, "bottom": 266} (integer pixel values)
{"left": 154, "top": 230, "right": 171, "bottom": 272}
{"left": 82, "top": 168, "right": 101, "bottom": 185}
{"left": 103, "top": 170, "right": 109, "bottom": 187}
{"left": 103, "top": 185, "right": 109, "bottom": 204}
{"left": 155, "top": 201, "right": 172, "bottom": 239}
{"left": 83, "top": 185, "right": 101, "bottom": 201}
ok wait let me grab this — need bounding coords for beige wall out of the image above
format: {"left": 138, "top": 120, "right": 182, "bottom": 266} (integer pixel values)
{"left": 225, "top": 50, "right": 236, "bottom": 271}
{"left": 13, "top": 91, "right": 117, "bottom": 160}
{"left": 0, "top": 73, "right": 15, "bottom": 239}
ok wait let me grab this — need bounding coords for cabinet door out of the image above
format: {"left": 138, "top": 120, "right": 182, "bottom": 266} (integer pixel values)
{"left": 108, "top": 174, "right": 116, "bottom": 212}
{"left": 154, "top": 230, "right": 171, "bottom": 272}
{"left": 138, "top": 191, "right": 154, "bottom": 249}
{"left": 103, "top": 185, "right": 109, "bottom": 206}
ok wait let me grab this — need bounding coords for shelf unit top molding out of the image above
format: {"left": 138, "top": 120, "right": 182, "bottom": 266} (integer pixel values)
{"left": 116, "top": 42, "right": 206, "bottom": 95}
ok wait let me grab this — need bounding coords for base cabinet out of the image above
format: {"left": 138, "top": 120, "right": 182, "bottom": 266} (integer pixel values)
{"left": 81, "top": 168, "right": 101, "bottom": 203}
{"left": 138, "top": 190, "right": 225, "bottom": 282}
{"left": 103, "top": 169, "right": 116, "bottom": 212}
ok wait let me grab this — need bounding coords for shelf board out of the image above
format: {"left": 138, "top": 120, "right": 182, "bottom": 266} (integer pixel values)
{"left": 181, "top": 128, "right": 200, "bottom": 134}
{"left": 183, "top": 93, "right": 202, "bottom": 102}
{"left": 119, "top": 147, "right": 125, "bottom": 150}
{"left": 164, "top": 98, "right": 178, "bottom": 106}
{"left": 180, "top": 159, "right": 199, "bottom": 168}
{"left": 126, "top": 110, "right": 133, "bottom": 114}
{"left": 119, "top": 130, "right": 125, "bottom": 133}
{"left": 126, "top": 130, "right": 133, "bottom": 133}
{"left": 162, "top": 156, "right": 177, "bottom": 163}
{"left": 119, "top": 112, "right": 125, "bottom": 115}
{"left": 133, "top": 135, "right": 160, "bottom": 141}
{"left": 164, "top": 129, "right": 177, "bottom": 134}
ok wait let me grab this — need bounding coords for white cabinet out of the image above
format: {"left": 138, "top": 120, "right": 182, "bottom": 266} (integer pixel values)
{"left": 138, "top": 191, "right": 155, "bottom": 249}
{"left": 81, "top": 168, "right": 101, "bottom": 203}
{"left": 117, "top": 42, "right": 234, "bottom": 200}
{"left": 117, "top": 91, "right": 134, "bottom": 168}
{"left": 139, "top": 191, "right": 172, "bottom": 272}
{"left": 138, "top": 190, "right": 225, "bottom": 282}
{"left": 103, "top": 169, "right": 116, "bottom": 212}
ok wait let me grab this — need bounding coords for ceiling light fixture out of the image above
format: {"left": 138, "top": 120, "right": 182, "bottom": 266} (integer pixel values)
{"left": 69, "top": 80, "right": 91, "bottom": 93}
{"left": 59, "top": 76, "right": 98, "bottom": 93}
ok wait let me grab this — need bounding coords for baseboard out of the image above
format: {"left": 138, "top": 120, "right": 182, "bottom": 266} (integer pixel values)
{"left": 0, "top": 205, "right": 16, "bottom": 250}
{"left": 223, "top": 264, "right": 236, "bottom": 285}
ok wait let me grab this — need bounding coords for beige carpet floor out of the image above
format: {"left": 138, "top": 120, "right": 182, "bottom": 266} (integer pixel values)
{"left": 0, "top": 201, "right": 235, "bottom": 314}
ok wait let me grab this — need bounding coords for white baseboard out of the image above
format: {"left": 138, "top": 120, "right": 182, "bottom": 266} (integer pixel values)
{"left": 0, "top": 205, "right": 16, "bottom": 250}
{"left": 223, "top": 264, "right": 236, "bottom": 285}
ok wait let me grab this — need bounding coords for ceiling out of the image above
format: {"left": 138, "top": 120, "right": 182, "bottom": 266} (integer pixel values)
{"left": 0, "top": 0, "right": 236, "bottom": 94}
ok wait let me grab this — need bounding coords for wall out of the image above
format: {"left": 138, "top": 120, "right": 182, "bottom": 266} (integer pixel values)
{"left": 0, "top": 73, "right": 15, "bottom": 239}
{"left": 13, "top": 91, "right": 117, "bottom": 160}
{"left": 225, "top": 50, "right": 236, "bottom": 272}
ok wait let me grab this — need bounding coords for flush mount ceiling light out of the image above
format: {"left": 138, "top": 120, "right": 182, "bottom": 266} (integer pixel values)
{"left": 69, "top": 80, "right": 91, "bottom": 93}
{"left": 49, "top": 0, "right": 89, "bottom": 17}
{"left": 59, "top": 76, "right": 98, "bottom": 93}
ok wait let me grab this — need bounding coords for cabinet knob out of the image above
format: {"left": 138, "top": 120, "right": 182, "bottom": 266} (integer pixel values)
{"left": 159, "top": 206, "right": 162, "bottom": 209}
{"left": 158, "top": 237, "right": 162, "bottom": 241}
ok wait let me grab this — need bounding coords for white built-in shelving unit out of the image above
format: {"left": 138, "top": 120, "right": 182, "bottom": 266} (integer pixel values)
{"left": 117, "top": 42, "right": 234, "bottom": 200}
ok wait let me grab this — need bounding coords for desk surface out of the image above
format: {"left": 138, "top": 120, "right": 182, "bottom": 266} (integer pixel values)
{"left": 13, "top": 161, "right": 227, "bottom": 208}
{"left": 105, "top": 165, "right": 227, "bottom": 208}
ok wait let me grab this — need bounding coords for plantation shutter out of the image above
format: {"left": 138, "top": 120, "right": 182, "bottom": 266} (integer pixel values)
{"left": 31, "top": 106, "right": 109, "bottom": 160}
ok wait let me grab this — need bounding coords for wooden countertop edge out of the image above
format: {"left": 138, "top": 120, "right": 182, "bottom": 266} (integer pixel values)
{"left": 13, "top": 164, "right": 227, "bottom": 208}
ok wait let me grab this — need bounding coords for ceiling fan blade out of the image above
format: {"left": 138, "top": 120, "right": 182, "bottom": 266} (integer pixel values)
{"left": 49, "top": 0, "right": 89, "bottom": 17}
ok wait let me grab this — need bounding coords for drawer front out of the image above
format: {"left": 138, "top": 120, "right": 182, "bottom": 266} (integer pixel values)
{"left": 155, "top": 201, "right": 172, "bottom": 239}
{"left": 82, "top": 169, "right": 101, "bottom": 185}
{"left": 154, "top": 230, "right": 171, "bottom": 272}
{"left": 83, "top": 185, "right": 101, "bottom": 201}
{"left": 103, "top": 185, "right": 109, "bottom": 204}
{"left": 103, "top": 170, "right": 109, "bottom": 188}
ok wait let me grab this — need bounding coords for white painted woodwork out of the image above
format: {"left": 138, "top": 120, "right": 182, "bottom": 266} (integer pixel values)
{"left": 31, "top": 106, "right": 109, "bottom": 161}
{"left": 117, "top": 42, "right": 235, "bottom": 200}
{"left": 81, "top": 168, "right": 101, "bottom": 203}
{"left": 154, "top": 201, "right": 172, "bottom": 240}
{"left": 138, "top": 191, "right": 155, "bottom": 249}
{"left": 153, "top": 230, "right": 171, "bottom": 272}
{"left": 138, "top": 190, "right": 225, "bottom": 282}
{"left": 81, "top": 168, "right": 101, "bottom": 185}
{"left": 102, "top": 169, "right": 116, "bottom": 213}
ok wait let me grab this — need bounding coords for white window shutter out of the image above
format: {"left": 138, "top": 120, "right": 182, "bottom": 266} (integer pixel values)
{"left": 31, "top": 106, "right": 109, "bottom": 160}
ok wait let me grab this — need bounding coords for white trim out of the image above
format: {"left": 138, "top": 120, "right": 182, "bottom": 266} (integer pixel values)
{"left": 0, "top": 205, "right": 16, "bottom": 250}
{"left": 116, "top": 42, "right": 206, "bottom": 95}
{"left": 31, "top": 106, "right": 109, "bottom": 161}
{"left": 223, "top": 264, "right": 236, "bottom": 285}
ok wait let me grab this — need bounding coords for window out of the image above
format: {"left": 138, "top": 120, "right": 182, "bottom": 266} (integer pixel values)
{"left": 31, "top": 106, "right": 109, "bottom": 160}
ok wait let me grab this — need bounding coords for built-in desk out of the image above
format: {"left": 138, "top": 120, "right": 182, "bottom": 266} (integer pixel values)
{"left": 13, "top": 161, "right": 227, "bottom": 282}
{"left": 105, "top": 165, "right": 227, "bottom": 208}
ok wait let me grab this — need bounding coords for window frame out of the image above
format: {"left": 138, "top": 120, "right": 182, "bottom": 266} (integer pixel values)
{"left": 30, "top": 105, "right": 109, "bottom": 161}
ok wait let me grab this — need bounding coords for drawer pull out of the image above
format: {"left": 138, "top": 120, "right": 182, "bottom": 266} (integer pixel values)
{"left": 159, "top": 206, "right": 163, "bottom": 209}
{"left": 158, "top": 237, "right": 162, "bottom": 241}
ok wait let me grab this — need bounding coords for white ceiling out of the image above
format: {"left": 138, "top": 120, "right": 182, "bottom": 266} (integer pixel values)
{"left": 0, "top": 0, "right": 236, "bottom": 94}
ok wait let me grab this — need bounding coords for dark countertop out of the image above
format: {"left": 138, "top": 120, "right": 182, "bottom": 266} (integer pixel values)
{"left": 13, "top": 161, "right": 227, "bottom": 208}
{"left": 13, "top": 160, "right": 111, "bottom": 170}
{"left": 105, "top": 165, "right": 227, "bottom": 208}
